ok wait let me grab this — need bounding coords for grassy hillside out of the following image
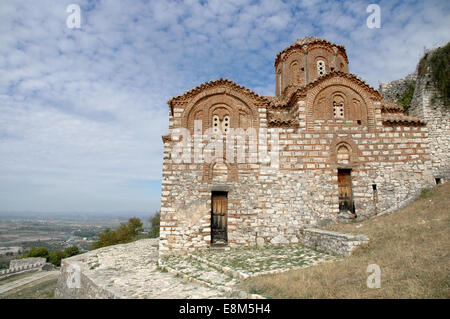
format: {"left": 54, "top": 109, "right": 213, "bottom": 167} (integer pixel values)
{"left": 240, "top": 182, "right": 450, "bottom": 298}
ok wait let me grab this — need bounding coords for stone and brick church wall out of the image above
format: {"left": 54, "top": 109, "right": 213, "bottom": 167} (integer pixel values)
{"left": 159, "top": 91, "right": 434, "bottom": 255}
{"left": 159, "top": 39, "right": 445, "bottom": 255}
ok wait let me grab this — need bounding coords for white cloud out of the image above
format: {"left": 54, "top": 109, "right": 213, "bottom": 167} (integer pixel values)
{"left": 0, "top": 0, "right": 448, "bottom": 213}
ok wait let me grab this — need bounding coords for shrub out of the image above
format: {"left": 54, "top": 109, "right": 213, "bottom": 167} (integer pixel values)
{"left": 48, "top": 250, "right": 65, "bottom": 267}
{"left": 420, "top": 188, "right": 432, "bottom": 198}
{"left": 63, "top": 246, "right": 80, "bottom": 258}
{"left": 149, "top": 211, "right": 160, "bottom": 238}
{"left": 23, "top": 247, "right": 49, "bottom": 259}
{"left": 91, "top": 218, "right": 144, "bottom": 250}
{"left": 397, "top": 81, "right": 415, "bottom": 114}
{"left": 418, "top": 42, "right": 450, "bottom": 107}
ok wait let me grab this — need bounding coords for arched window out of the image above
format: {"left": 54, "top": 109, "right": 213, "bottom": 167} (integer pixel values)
{"left": 212, "top": 115, "right": 220, "bottom": 133}
{"left": 333, "top": 96, "right": 345, "bottom": 119}
{"left": 337, "top": 144, "right": 350, "bottom": 164}
{"left": 212, "top": 162, "right": 228, "bottom": 182}
{"left": 290, "top": 61, "right": 300, "bottom": 85}
{"left": 317, "top": 60, "right": 326, "bottom": 76}
{"left": 212, "top": 113, "right": 230, "bottom": 134}
{"left": 222, "top": 115, "right": 230, "bottom": 133}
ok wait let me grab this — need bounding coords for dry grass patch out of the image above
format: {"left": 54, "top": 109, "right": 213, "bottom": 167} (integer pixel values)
{"left": 240, "top": 182, "right": 450, "bottom": 298}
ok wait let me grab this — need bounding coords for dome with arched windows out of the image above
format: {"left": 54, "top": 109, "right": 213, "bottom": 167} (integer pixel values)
{"left": 274, "top": 36, "right": 349, "bottom": 97}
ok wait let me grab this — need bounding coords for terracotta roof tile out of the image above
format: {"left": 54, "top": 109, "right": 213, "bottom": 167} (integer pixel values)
{"left": 382, "top": 101, "right": 405, "bottom": 113}
{"left": 285, "top": 71, "right": 382, "bottom": 103}
{"left": 167, "top": 78, "right": 269, "bottom": 105}
{"left": 382, "top": 113, "right": 425, "bottom": 125}
{"left": 267, "top": 113, "right": 298, "bottom": 127}
{"left": 275, "top": 36, "right": 348, "bottom": 66}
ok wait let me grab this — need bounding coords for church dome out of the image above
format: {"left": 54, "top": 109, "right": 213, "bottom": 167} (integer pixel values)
{"left": 274, "top": 37, "right": 349, "bottom": 97}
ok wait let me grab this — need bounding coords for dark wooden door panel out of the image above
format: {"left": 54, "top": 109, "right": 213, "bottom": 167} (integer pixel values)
{"left": 338, "top": 170, "right": 354, "bottom": 213}
{"left": 211, "top": 192, "right": 227, "bottom": 244}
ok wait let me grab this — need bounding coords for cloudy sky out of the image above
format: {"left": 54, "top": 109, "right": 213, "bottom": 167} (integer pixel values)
{"left": 0, "top": 0, "right": 449, "bottom": 215}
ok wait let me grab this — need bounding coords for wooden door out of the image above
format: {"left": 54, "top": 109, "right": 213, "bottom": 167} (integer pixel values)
{"left": 338, "top": 169, "right": 354, "bottom": 213}
{"left": 211, "top": 192, "right": 228, "bottom": 244}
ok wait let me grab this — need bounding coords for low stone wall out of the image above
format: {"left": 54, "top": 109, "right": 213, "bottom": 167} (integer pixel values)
{"left": 10, "top": 257, "right": 46, "bottom": 269}
{"left": 55, "top": 259, "right": 123, "bottom": 299}
{"left": 301, "top": 228, "right": 369, "bottom": 257}
{"left": 0, "top": 257, "right": 47, "bottom": 280}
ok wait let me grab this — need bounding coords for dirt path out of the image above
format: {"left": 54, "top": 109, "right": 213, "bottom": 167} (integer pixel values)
{"left": 0, "top": 271, "right": 59, "bottom": 295}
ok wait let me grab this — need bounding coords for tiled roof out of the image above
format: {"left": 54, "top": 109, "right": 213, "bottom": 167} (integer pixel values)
{"left": 167, "top": 78, "right": 269, "bottom": 105}
{"left": 267, "top": 113, "right": 298, "bottom": 127}
{"left": 382, "top": 113, "right": 426, "bottom": 125}
{"left": 275, "top": 36, "right": 348, "bottom": 66}
{"left": 382, "top": 101, "right": 405, "bottom": 113}
{"left": 285, "top": 71, "right": 382, "bottom": 103}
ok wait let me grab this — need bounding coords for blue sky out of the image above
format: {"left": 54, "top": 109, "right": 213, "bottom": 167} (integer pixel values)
{"left": 0, "top": 0, "right": 449, "bottom": 214}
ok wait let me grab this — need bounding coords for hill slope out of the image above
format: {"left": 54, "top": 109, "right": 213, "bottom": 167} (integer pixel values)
{"left": 240, "top": 182, "right": 450, "bottom": 298}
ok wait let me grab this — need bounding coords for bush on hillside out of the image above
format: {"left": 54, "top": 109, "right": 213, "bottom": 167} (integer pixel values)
{"left": 48, "top": 250, "right": 65, "bottom": 267}
{"left": 149, "top": 211, "right": 160, "bottom": 238}
{"left": 64, "top": 246, "right": 80, "bottom": 258}
{"left": 23, "top": 247, "right": 49, "bottom": 259}
{"left": 91, "top": 218, "right": 144, "bottom": 250}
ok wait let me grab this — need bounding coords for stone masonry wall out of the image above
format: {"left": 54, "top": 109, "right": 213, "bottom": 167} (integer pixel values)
{"left": 0, "top": 257, "right": 47, "bottom": 280}
{"left": 160, "top": 103, "right": 434, "bottom": 255}
{"left": 56, "top": 258, "right": 122, "bottom": 299}
{"left": 379, "top": 72, "right": 417, "bottom": 104}
{"left": 301, "top": 228, "right": 369, "bottom": 257}
{"left": 9, "top": 257, "right": 46, "bottom": 269}
{"left": 409, "top": 53, "right": 450, "bottom": 181}
{"left": 159, "top": 40, "right": 443, "bottom": 255}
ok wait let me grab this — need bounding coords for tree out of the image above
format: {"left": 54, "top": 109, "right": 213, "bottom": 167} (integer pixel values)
{"left": 48, "top": 250, "right": 65, "bottom": 267}
{"left": 91, "top": 218, "right": 144, "bottom": 250}
{"left": 126, "top": 217, "right": 144, "bottom": 237}
{"left": 149, "top": 210, "right": 160, "bottom": 238}
{"left": 23, "top": 247, "right": 49, "bottom": 259}
{"left": 64, "top": 246, "right": 80, "bottom": 258}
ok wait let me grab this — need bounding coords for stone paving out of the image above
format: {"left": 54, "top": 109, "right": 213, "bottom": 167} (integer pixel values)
{"left": 161, "top": 254, "right": 240, "bottom": 287}
{"left": 160, "top": 245, "right": 339, "bottom": 285}
{"left": 57, "top": 239, "right": 339, "bottom": 299}
{"left": 57, "top": 239, "right": 234, "bottom": 299}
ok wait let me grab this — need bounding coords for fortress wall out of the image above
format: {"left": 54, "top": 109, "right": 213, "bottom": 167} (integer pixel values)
{"left": 409, "top": 57, "right": 450, "bottom": 181}
{"left": 379, "top": 72, "right": 417, "bottom": 104}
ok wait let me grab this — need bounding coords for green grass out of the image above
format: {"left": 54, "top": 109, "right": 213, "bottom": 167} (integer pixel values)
{"left": 0, "top": 271, "right": 38, "bottom": 285}
{"left": 0, "top": 278, "right": 57, "bottom": 299}
{"left": 239, "top": 182, "right": 450, "bottom": 298}
{"left": 397, "top": 81, "right": 415, "bottom": 114}
{"left": 419, "top": 42, "right": 450, "bottom": 107}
